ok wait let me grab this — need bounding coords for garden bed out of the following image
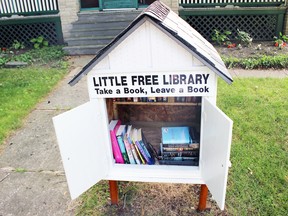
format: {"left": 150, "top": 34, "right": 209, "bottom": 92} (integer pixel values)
{"left": 216, "top": 41, "right": 288, "bottom": 59}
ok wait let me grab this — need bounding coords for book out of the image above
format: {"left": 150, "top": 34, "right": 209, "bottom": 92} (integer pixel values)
{"left": 162, "top": 143, "right": 199, "bottom": 149}
{"left": 123, "top": 135, "right": 136, "bottom": 164}
{"left": 162, "top": 151, "right": 199, "bottom": 157}
{"left": 161, "top": 126, "right": 192, "bottom": 145}
{"left": 162, "top": 146, "right": 199, "bottom": 151}
{"left": 109, "top": 120, "right": 124, "bottom": 164}
{"left": 141, "top": 131, "right": 158, "bottom": 159}
{"left": 116, "top": 125, "right": 129, "bottom": 164}
{"left": 126, "top": 125, "right": 141, "bottom": 165}
{"left": 132, "top": 128, "right": 146, "bottom": 164}
{"left": 158, "top": 157, "right": 199, "bottom": 166}
{"left": 136, "top": 129, "right": 155, "bottom": 165}
{"left": 134, "top": 142, "right": 146, "bottom": 164}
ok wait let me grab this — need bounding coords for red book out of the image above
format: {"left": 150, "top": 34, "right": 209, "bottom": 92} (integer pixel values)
{"left": 109, "top": 120, "right": 124, "bottom": 164}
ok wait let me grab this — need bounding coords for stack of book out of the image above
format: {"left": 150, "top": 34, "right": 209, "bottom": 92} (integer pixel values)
{"left": 159, "top": 126, "right": 199, "bottom": 166}
{"left": 109, "top": 120, "right": 155, "bottom": 165}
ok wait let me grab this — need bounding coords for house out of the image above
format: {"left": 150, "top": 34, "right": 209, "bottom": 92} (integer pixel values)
{"left": 1, "top": 0, "right": 287, "bottom": 55}
{"left": 53, "top": 1, "right": 234, "bottom": 210}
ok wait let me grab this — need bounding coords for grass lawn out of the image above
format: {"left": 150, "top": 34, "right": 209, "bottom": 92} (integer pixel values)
{"left": 218, "top": 78, "right": 288, "bottom": 215}
{"left": 0, "top": 66, "right": 67, "bottom": 145}
{"left": 75, "top": 78, "right": 288, "bottom": 215}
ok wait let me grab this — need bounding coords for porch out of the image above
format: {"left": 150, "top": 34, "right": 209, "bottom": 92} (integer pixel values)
{"left": 0, "top": 0, "right": 63, "bottom": 48}
{"left": 0, "top": 0, "right": 287, "bottom": 54}
{"left": 80, "top": 0, "right": 156, "bottom": 10}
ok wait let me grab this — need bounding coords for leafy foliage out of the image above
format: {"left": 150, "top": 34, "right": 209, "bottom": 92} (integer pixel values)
{"left": 236, "top": 29, "right": 253, "bottom": 47}
{"left": 211, "top": 29, "right": 232, "bottom": 46}
{"left": 30, "top": 36, "right": 49, "bottom": 49}
{"left": 222, "top": 54, "right": 288, "bottom": 69}
{"left": 11, "top": 40, "right": 25, "bottom": 50}
{"left": 273, "top": 32, "right": 288, "bottom": 49}
{"left": 0, "top": 46, "right": 67, "bottom": 68}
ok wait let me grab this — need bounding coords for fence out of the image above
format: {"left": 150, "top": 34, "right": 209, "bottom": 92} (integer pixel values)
{"left": 0, "top": 0, "right": 59, "bottom": 17}
{"left": 179, "top": 0, "right": 286, "bottom": 7}
{"left": 179, "top": 0, "right": 287, "bottom": 41}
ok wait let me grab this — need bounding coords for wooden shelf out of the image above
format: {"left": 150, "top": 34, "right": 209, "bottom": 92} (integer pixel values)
{"left": 113, "top": 102, "right": 201, "bottom": 106}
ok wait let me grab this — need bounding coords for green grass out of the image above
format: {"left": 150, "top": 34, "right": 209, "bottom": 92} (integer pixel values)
{"left": 76, "top": 78, "right": 288, "bottom": 215}
{"left": 0, "top": 66, "right": 67, "bottom": 144}
{"left": 218, "top": 78, "right": 288, "bottom": 215}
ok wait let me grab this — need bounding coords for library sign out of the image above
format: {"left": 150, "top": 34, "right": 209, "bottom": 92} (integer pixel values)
{"left": 88, "top": 71, "right": 216, "bottom": 98}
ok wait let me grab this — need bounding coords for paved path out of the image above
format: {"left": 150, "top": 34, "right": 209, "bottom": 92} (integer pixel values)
{"left": 0, "top": 55, "right": 287, "bottom": 215}
{"left": 0, "top": 56, "right": 91, "bottom": 216}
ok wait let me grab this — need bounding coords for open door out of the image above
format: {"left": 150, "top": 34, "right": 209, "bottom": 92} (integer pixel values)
{"left": 201, "top": 98, "right": 233, "bottom": 210}
{"left": 53, "top": 100, "right": 109, "bottom": 199}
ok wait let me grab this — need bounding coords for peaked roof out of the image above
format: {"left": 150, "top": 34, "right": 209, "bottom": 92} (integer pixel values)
{"left": 69, "top": 1, "right": 233, "bottom": 86}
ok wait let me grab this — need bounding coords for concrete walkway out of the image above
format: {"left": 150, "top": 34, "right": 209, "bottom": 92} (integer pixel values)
{"left": 0, "top": 55, "right": 287, "bottom": 215}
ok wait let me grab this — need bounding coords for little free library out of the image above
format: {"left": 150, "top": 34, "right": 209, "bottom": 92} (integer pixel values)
{"left": 53, "top": 1, "right": 233, "bottom": 211}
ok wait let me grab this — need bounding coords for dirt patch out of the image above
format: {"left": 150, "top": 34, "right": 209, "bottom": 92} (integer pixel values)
{"left": 76, "top": 180, "right": 227, "bottom": 215}
{"left": 215, "top": 41, "right": 288, "bottom": 59}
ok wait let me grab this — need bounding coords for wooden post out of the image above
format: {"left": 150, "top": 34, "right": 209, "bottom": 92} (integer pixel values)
{"left": 197, "top": 184, "right": 208, "bottom": 211}
{"left": 109, "top": 180, "right": 119, "bottom": 205}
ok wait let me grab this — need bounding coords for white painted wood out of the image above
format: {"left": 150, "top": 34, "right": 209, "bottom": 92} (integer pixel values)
{"left": 107, "top": 164, "right": 204, "bottom": 184}
{"left": 53, "top": 100, "right": 110, "bottom": 199}
{"left": 106, "top": 19, "right": 204, "bottom": 72}
{"left": 201, "top": 98, "right": 233, "bottom": 210}
{"left": 88, "top": 69, "right": 216, "bottom": 99}
{"left": 42, "top": 0, "right": 46, "bottom": 11}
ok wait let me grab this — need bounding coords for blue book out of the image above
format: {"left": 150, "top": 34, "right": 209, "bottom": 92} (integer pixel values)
{"left": 161, "top": 127, "right": 192, "bottom": 145}
{"left": 116, "top": 125, "right": 129, "bottom": 164}
{"left": 137, "top": 129, "right": 155, "bottom": 165}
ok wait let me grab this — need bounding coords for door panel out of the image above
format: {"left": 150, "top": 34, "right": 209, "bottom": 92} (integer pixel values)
{"left": 201, "top": 98, "right": 233, "bottom": 210}
{"left": 53, "top": 100, "right": 109, "bottom": 199}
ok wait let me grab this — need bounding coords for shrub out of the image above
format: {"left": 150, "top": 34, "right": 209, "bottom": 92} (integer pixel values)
{"left": 30, "top": 36, "right": 49, "bottom": 49}
{"left": 211, "top": 29, "right": 232, "bottom": 46}
{"left": 236, "top": 29, "right": 253, "bottom": 47}
{"left": 222, "top": 54, "right": 288, "bottom": 69}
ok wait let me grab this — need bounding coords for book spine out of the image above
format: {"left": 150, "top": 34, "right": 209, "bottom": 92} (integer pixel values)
{"left": 162, "top": 151, "right": 199, "bottom": 157}
{"left": 110, "top": 130, "right": 124, "bottom": 164}
{"left": 162, "top": 143, "right": 199, "bottom": 149}
{"left": 139, "top": 140, "right": 155, "bottom": 165}
{"left": 130, "top": 144, "right": 141, "bottom": 164}
{"left": 123, "top": 136, "right": 136, "bottom": 164}
{"left": 134, "top": 143, "right": 146, "bottom": 164}
{"left": 135, "top": 140, "right": 150, "bottom": 164}
{"left": 117, "top": 136, "right": 129, "bottom": 164}
{"left": 162, "top": 147, "right": 199, "bottom": 151}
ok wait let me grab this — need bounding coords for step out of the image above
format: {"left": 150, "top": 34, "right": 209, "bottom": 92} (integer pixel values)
{"left": 77, "top": 10, "right": 141, "bottom": 22}
{"left": 70, "top": 27, "right": 124, "bottom": 38}
{"left": 66, "top": 36, "right": 115, "bottom": 46}
{"left": 63, "top": 45, "right": 104, "bottom": 55}
{"left": 72, "top": 20, "right": 131, "bottom": 29}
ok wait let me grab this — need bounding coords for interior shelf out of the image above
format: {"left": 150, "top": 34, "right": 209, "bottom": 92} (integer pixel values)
{"left": 113, "top": 102, "right": 201, "bottom": 106}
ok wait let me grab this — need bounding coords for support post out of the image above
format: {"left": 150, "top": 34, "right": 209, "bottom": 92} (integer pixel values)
{"left": 109, "top": 180, "right": 119, "bottom": 205}
{"left": 197, "top": 184, "right": 208, "bottom": 211}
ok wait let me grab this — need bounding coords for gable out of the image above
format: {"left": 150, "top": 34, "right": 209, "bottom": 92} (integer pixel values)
{"left": 93, "top": 18, "right": 204, "bottom": 72}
